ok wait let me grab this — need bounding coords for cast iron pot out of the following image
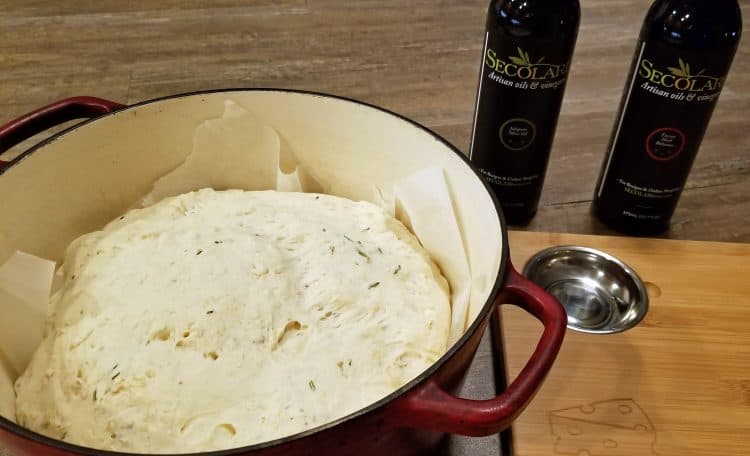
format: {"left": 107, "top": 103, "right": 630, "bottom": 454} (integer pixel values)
{"left": 0, "top": 90, "right": 566, "bottom": 456}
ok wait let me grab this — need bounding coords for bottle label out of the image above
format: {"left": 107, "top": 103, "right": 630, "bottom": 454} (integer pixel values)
{"left": 637, "top": 56, "right": 724, "bottom": 102}
{"left": 597, "top": 39, "right": 732, "bottom": 223}
{"left": 482, "top": 46, "right": 570, "bottom": 92}
{"left": 499, "top": 118, "right": 537, "bottom": 151}
{"left": 645, "top": 127, "right": 685, "bottom": 161}
{"left": 470, "top": 30, "right": 575, "bottom": 212}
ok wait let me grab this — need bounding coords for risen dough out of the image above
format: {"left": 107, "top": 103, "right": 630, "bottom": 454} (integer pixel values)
{"left": 14, "top": 189, "right": 450, "bottom": 453}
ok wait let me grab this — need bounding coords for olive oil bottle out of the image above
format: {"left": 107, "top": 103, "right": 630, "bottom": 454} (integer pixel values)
{"left": 469, "top": 0, "right": 580, "bottom": 224}
{"left": 593, "top": 0, "right": 742, "bottom": 234}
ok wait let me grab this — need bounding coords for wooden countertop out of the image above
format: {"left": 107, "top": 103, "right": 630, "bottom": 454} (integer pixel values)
{"left": 1, "top": 0, "right": 748, "bottom": 243}
{"left": 502, "top": 231, "right": 750, "bottom": 455}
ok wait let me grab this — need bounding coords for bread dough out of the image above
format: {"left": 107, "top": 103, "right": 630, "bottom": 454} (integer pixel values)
{"left": 14, "top": 189, "right": 450, "bottom": 453}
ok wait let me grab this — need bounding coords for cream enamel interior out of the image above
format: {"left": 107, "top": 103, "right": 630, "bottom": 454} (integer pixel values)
{"left": 0, "top": 90, "right": 503, "bottom": 427}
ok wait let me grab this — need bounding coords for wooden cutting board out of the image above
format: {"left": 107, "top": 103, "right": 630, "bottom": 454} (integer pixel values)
{"left": 500, "top": 231, "right": 750, "bottom": 456}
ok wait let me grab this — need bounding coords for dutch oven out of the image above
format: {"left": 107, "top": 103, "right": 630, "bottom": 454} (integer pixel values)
{"left": 0, "top": 90, "right": 566, "bottom": 456}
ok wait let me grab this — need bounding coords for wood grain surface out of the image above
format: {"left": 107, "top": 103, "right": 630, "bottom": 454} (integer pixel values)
{"left": 501, "top": 231, "right": 750, "bottom": 455}
{"left": 0, "top": 0, "right": 748, "bottom": 243}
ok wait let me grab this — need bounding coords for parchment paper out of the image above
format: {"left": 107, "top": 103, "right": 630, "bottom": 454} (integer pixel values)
{"left": 142, "top": 100, "right": 280, "bottom": 206}
{"left": 393, "top": 168, "right": 471, "bottom": 345}
{"left": 0, "top": 251, "right": 56, "bottom": 420}
{"left": 0, "top": 353, "right": 14, "bottom": 422}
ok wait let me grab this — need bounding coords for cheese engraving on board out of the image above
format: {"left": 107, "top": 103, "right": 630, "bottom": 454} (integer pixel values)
{"left": 549, "top": 399, "right": 657, "bottom": 455}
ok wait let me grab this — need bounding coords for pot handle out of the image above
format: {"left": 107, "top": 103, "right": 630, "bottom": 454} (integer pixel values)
{"left": 389, "top": 262, "right": 566, "bottom": 436}
{"left": 0, "top": 96, "right": 125, "bottom": 166}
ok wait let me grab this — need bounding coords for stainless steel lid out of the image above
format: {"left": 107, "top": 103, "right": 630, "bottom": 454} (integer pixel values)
{"left": 522, "top": 246, "right": 649, "bottom": 334}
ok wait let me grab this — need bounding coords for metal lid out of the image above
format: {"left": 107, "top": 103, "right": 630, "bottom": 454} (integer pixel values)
{"left": 522, "top": 246, "right": 649, "bottom": 334}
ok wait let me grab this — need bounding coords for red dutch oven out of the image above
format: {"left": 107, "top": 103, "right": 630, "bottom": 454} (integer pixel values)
{"left": 0, "top": 91, "right": 566, "bottom": 456}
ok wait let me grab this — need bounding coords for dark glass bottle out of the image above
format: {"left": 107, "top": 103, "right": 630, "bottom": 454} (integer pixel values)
{"left": 469, "top": 0, "right": 580, "bottom": 224}
{"left": 593, "top": 0, "right": 742, "bottom": 234}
